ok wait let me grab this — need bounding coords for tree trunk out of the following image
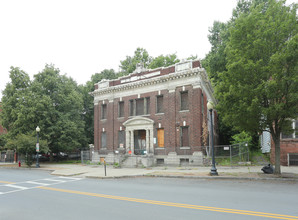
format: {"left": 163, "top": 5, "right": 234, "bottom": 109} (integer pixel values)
{"left": 49, "top": 152, "right": 53, "bottom": 162}
{"left": 273, "top": 134, "right": 281, "bottom": 174}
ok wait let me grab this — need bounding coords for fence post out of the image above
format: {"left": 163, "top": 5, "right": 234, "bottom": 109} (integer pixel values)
{"left": 104, "top": 160, "right": 107, "bottom": 176}
{"left": 230, "top": 145, "right": 232, "bottom": 166}
{"left": 81, "top": 151, "right": 83, "bottom": 164}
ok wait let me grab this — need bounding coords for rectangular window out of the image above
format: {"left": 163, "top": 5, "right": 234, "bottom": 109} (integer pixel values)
{"left": 130, "top": 97, "right": 150, "bottom": 116}
{"left": 282, "top": 119, "right": 298, "bottom": 139}
{"left": 156, "top": 95, "right": 164, "bottom": 113}
{"left": 101, "top": 104, "right": 107, "bottom": 119}
{"left": 157, "top": 128, "right": 164, "bottom": 148}
{"left": 101, "top": 132, "right": 107, "bottom": 148}
{"left": 136, "top": 98, "right": 144, "bottom": 116}
{"left": 180, "top": 126, "right": 189, "bottom": 147}
{"left": 118, "top": 131, "right": 125, "bottom": 148}
{"left": 146, "top": 97, "right": 150, "bottom": 114}
{"left": 181, "top": 91, "right": 189, "bottom": 111}
{"left": 118, "top": 101, "right": 124, "bottom": 117}
{"left": 129, "top": 100, "right": 134, "bottom": 116}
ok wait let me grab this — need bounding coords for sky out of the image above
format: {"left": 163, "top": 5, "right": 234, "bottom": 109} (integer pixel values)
{"left": 1, "top": 0, "right": 240, "bottom": 100}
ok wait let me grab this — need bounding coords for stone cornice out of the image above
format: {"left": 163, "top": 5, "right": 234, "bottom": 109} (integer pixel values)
{"left": 91, "top": 67, "right": 204, "bottom": 97}
{"left": 91, "top": 67, "right": 216, "bottom": 106}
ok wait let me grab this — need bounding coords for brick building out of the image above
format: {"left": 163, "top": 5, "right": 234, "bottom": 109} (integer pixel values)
{"left": 270, "top": 119, "right": 298, "bottom": 166}
{"left": 91, "top": 60, "right": 217, "bottom": 166}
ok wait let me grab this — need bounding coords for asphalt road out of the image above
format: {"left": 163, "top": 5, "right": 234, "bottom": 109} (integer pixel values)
{"left": 1, "top": 168, "right": 298, "bottom": 220}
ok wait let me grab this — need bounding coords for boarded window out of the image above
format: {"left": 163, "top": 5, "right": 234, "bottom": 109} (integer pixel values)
{"left": 181, "top": 91, "right": 188, "bottom": 110}
{"left": 101, "top": 132, "right": 107, "bottom": 148}
{"left": 157, "top": 128, "right": 164, "bottom": 147}
{"left": 146, "top": 97, "right": 150, "bottom": 114}
{"left": 129, "top": 100, "right": 134, "bottom": 116}
{"left": 130, "top": 97, "right": 150, "bottom": 116}
{"left": 136, "top": 98, "right": 144, "bottom": 115}
{"left": 181, "top": 126, "right": 189, "bottom": 147}
{"left": 118, "top": 101, "right": 124, "bottom": 117}
{"left": 118, "top": 131, "right": 125, "bottom": 148}
{"left": 156, "top": 95, "right": 164, "bottom": 113}
{"left": 101, "top": 104, "right": 107, "bottom": 119}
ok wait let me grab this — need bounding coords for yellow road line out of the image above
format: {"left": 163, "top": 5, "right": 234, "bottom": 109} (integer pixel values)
{"left": 0, "top": 181, "right": 15, "bottom": 184}
{"left": 38, "top": 186, "right": 298, "bottom": 220}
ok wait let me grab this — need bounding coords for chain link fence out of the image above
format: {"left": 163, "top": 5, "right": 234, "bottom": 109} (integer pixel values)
{"left": 81, "top": 144, "right": 249, "bottom": 166}
{"left": 202, "top": 142, "right": 250, "bottom": 166}
{"left": 0, "top": 150, "right": 15, "bottom": 163}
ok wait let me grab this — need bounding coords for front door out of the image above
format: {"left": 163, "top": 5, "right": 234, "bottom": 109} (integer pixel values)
{"left": 134, "top": 130, "right": 146, "bottom": 155}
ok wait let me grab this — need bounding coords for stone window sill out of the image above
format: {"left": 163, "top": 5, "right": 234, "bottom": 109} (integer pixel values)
{"left": 128, "top": 114, "right": 150, "bottom": 118}
{"left": 180, "top": 147, "right": 190, "bottom": 150}
{"left": 179, "top": 110, "right": 189, "bottom": 113}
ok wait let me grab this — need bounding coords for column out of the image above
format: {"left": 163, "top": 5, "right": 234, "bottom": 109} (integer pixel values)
{"left": 150, "top": 128, "right": 154, "bottom": 154}
{"left": 130, "top": 130, "right": 134, "bottom": 155}
{"left": 125, "top": 130, "right": 130, "bottom": 154}
{"left": 146, "top": 129, "right": 149, "bottom": 154}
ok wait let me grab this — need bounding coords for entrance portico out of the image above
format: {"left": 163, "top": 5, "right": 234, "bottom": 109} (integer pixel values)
{"left": 123, "top": 117, "right": 154, "bottom": 155}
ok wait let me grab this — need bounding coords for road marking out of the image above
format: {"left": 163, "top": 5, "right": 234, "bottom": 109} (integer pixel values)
{"left": 58, "top": 176, "right": 82, "bottom": 180}
{"left": 39, "top": 186, "right": 298, "bottom": 220}
{"left": 0, "top": 177, "right": 82, "bottom": 195}
{"left": 6, "top": 184, "right": 28, "bottom": 190}
{"left": 26, "top": 181, "right": 50, "bottom": 186}
{"left": 43, "top": 178, "right": 66, "bottom": 183}
{"left": 0, "top": 181, "right": 15, "bottom": 184}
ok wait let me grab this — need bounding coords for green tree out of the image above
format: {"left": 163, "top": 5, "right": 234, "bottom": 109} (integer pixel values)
{"left": 202, "top": 21, "right": 229, "bottom": 85}
{"left": 0, "top": 134, "right": 7, "bottom": 150}
{"left": 31, "top": 64, "right": 87, "bottom": 156}
{"left": 5, "top": 133, "right": 48, "bottom": 167}
{"left": 216, "top": 0, "right": 297, "bottom": 174}
{"left": 119, "top": 48, "right": 152, "bottom": 74}
{"left": 0, "top": 67, "right": 31, "bottom": 137}
{"left": 1, "top": 64, "right": 87, "bottom": 159}
{"left": 148, "top": 54, "right": 180, "bottom": 69}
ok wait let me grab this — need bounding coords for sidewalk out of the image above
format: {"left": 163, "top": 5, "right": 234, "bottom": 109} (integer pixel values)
{"left": 2, "top": 162, "right": 298, "bottom": 181}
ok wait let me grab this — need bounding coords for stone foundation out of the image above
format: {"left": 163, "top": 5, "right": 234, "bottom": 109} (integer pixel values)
{"left": 92, "top": 151, "right": 203, "bottom": 167}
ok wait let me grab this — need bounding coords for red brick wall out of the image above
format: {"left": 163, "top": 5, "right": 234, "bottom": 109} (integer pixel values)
{"left": 270, "top": 138, "right": 298, "bottom": 166}
{"left": 93, "top": 60, "right": 216, "bottom": 154}
{"left": 192, "top": 60, "right": 201, "bottom": 68}
{"left": 94, "top": 86, "right": 208, "bottom": 155}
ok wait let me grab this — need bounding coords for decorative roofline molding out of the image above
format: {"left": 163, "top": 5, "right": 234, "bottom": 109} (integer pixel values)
{"left": 92, "top": 67, "right": 205, "bottom": 96}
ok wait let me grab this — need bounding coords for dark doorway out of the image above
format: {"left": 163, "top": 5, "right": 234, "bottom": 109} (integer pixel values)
{"left": 134, "top": 130, "right": 146, "bottom": 155}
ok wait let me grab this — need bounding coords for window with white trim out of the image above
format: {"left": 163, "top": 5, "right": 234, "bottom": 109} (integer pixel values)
{"left": 281, "top": 119, "right": 297, "bottom": 139}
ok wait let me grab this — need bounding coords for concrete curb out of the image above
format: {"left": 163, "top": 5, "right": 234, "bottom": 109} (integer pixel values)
{"left": 75, "top": 173, "right": 298, "bottom": 182}
{"left": 2, "top": 164, "right": 298, "bottom": 182}
{"left": 144, "top": 174, "right": 298, "bottom": 182}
